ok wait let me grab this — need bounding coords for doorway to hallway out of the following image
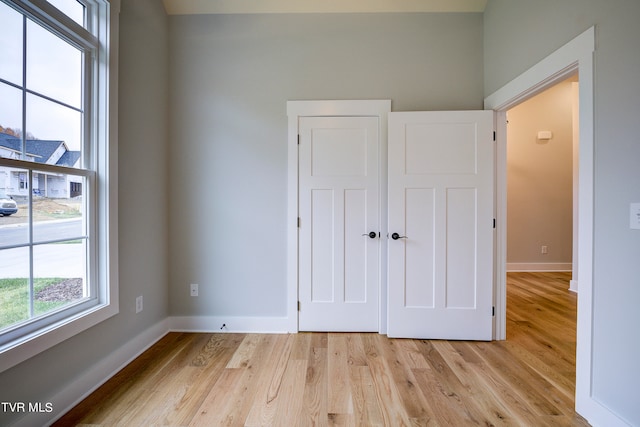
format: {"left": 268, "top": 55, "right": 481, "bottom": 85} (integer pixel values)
{"left": 504, "top": 74, "right": 580, "bottom": 405}
{"left": 506, "top": 75, "right": 578, "bottom": 280}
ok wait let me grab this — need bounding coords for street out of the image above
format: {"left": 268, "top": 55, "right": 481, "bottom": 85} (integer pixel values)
{"left": 0, "top": 218, "right": 85, "bottom": 278}
{"left": 0, "top": 218, "right": 83, "bottom": 246}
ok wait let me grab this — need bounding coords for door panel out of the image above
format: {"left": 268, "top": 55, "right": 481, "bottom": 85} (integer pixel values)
{"left": 310, "top": 189, "right": 334, "bottom": 302}
{"left": 388, "top": 111, "right": 494, "bottom": 340}
{"left": 299, "top": 116, "right": 379, "bottom": 331}
{"left": 405, "top": 188, "right": 436, "bottom": 308}
{"left": 344, "top": 189, "right": 367, "bottom": 302}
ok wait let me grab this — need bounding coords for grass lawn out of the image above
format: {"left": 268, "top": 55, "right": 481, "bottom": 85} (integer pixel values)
{"left": 0, "top": 278, "right": 73, "bottom": 330}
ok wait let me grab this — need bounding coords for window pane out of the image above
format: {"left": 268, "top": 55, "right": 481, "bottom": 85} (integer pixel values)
{"left": 26, "top": 19, "right": 82, "bottom": 109}
{"left": 33, "top": 172, "right": 85, "bottom": 243}
{"left": 47, "top": 0, "right": 85, "bottom": 27}
{"left": 0, "top": 247, "right": 29, "bottom": 331}
{"left": 0, "top": 166, "right": 29, "bottom": 246}
{"left": 33, "top": 244, "right": 86, "bottom": 290}
{"left": 0, "top": 245, "right": 86, "bottom": 332}
{"left": 0, "top": 1, "right": 23, "bottom": 86}
{"left": 26, "top": 93, "right": 82, "bottom": 161}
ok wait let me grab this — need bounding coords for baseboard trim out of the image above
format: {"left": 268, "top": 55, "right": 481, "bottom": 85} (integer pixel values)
{"left": 15, "top": 319, "right": 171, "bottom": 427}
{"left": 169, "top": 315, "right": 293, "bottom": 334}
{"left": 577, "top": 393, "right": 633, "bottom": 427}
{"left": 507, "top": 262, "right": 572, "bottom": 272}
{"left": 569, "top": 279, "right": 579, "bottom": 293}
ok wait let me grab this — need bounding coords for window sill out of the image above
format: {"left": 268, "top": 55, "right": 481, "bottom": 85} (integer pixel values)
{"left": 0, "top": 299, "right": 118, "bottom": 373}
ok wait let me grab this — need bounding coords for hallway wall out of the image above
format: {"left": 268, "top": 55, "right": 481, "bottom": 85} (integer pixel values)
{"left": 507, "top": 79, "right": 574, "bottom": 271}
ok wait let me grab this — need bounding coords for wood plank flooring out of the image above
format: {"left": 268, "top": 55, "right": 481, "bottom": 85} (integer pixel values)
{"left": 54, "top": 272, "right": 590, "bottom": 426}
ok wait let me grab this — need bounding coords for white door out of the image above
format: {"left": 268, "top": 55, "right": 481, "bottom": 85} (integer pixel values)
{"left": 298, "top": 116, "right": 380, "bottom": 331}
{"left": 387, "top": 111, "right": 494, "bottom": 340}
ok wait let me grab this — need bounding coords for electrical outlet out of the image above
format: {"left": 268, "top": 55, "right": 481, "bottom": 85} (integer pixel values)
{"left": 135, "top": 295, "right": 143, "bottom": 313}
{"left": 541, "top": 245, "right": 548, "bottom": 254}
{"left": 630, "top": 203, "right": 640, "bottom": 230}
{"left": 190, "top": 283, "right": 199, "bottom": 297}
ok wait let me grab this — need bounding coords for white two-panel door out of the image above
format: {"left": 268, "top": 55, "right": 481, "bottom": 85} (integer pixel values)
{"left": 387, "top": 111, "right": 494, "bottom": 340}
{"left": 298, "top": 116, "right": 380, "bottom": 331}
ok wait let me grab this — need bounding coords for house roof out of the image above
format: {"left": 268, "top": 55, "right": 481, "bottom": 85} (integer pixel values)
{"left": 0, "top": 133, "right": 22, "bottom": 152}
{"left": 0, "top": 132, "right": 81, "bottom": 167}
{"left": 57, "top": 150, "right": 82, "bottom": 167}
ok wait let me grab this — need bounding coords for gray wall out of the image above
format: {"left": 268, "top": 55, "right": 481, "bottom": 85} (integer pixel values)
{"left": 0, "top": 0, "right": 170, "bottom": 424}
{"left": 485, "top": 0, "right": 640, "bottom": 424}
{"left": 167, "top": 13, "right": 484, "bottom": 317}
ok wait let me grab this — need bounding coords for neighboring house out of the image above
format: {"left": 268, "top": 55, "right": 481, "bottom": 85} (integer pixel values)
{"left": 0, "top": 131, "right": 82, "bottom": 199}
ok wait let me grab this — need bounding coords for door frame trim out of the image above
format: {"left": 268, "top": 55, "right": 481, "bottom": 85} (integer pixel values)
{"left": 484, "top": 26, "right": 614, "bottom": 425}
{"left": 286, "top": 100, "right": 391, "bottom": 333}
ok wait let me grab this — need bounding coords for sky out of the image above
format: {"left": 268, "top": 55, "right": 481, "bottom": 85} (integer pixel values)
{"left": 0, "top": 0, "right": 85, "bottom": 152}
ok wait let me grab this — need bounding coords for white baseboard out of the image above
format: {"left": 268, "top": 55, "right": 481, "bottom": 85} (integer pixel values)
{"left": 14, "top": 319, "right": 170, "bottom": 427}
{"left": 577, "top": 394, "right": 633, "bottom": 427}
{"left": 169, "top": 315, "right": 293, "bottom": 334}
{"left": 569, "top": 279, "right": 579, "bottom": 293}
{"left": 506, "top": 262, "right": 572, "bottom": 272}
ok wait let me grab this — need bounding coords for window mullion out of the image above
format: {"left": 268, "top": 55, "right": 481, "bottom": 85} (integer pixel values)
{"left": 21, "top": 13, "right": 27, "bottom": 160}
{"left": 0, "top": 158, "right": 93, "bottom": 176}
{"left": 25, "top": 87, "right": 84, "bottom": 114}
{"left": 28, "top": 246, "right": 34, "bottom": 318}
{"left": 27, "top": 169, "right": 34, "bottom": 319}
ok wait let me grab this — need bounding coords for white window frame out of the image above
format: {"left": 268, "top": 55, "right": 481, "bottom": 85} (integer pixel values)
{"left": 0, "top": 0, "right": 119, "bottom": 373}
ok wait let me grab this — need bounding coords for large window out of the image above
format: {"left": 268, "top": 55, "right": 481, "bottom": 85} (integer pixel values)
{"left": 0, "top": 0, "right": 116, "bottom": 370}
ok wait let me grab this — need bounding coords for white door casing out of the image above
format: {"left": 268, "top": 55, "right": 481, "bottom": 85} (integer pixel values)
{"left": 387, "top": 111, "right": 495, "bottom": 340}
{"left": 485, "top": 27, "right": 611, "bottom": 426}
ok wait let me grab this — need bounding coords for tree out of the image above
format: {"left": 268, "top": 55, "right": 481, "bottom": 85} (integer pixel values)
{"left": 0, "top": 125, "right": 20, "bottom": 137}
{"left": 0, "top": 126, "right": 38, "bottom": 139}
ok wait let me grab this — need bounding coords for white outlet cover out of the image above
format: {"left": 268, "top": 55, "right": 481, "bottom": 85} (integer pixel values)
{"left": 630, "top": 203, "right": 640, "bottom": 230}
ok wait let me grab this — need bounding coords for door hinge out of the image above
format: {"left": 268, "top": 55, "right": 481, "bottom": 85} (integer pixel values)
{"left": 298, "top": 217, "right": 301, "bottom": 228}
{"left": 493, "top": 218, "right": 496, "bottom": 229}
{"left": 493, "top": 131, "right": 496, "bottom": 141}
{"left": 492, "top": 306, "right": 495, "bottom": 316}
{"left": 297, "top": 134, "right": 300, "bottom": 145}
{"left": 298, "top": 301, "right": 301, "bottom": 311}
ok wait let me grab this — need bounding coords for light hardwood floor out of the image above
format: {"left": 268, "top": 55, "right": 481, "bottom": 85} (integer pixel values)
{"left": 54, "top": 272, "right": 590, "bottom": 426}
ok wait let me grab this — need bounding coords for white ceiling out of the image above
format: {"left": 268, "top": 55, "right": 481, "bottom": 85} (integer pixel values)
{"left": 163, "top": 0, "right": 487, "bottom": 15}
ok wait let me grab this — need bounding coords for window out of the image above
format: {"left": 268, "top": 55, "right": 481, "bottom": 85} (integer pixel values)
{"left": 0, "top": 0, "right": 116, "bottom": 371}
{"left": 18, "top": 172, "right": 27, "bottom": 189}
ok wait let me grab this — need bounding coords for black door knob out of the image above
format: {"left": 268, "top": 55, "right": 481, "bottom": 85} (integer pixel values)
{"left": 391, "top": 232, "right": 407, "bottom": 240}
{"left": 362, "top": 231, "right": 377, "bottom": 239}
